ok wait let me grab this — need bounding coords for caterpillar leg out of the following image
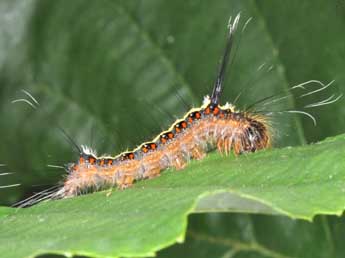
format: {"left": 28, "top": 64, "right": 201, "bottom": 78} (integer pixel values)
{"left": 143, "top": 166, "right": 161, "bottom": 179}
{"left": 117, "top": 173, "right": 134, "bottom": 190}
{"left": 149, "top": 166, "right": 162, "bottom": 179}
{"left": 191, "top": 146, "right": 206, "bottom": 160}
{"left": 106, "top": 188, "right": 113, "bottom": 197}
{"left": 173, "top": 155, "right": 187, "bottom": 170}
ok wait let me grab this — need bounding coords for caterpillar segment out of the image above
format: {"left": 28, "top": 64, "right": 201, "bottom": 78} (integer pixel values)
{"left": 61, "top": 95, "right": 271, "bottom": 197}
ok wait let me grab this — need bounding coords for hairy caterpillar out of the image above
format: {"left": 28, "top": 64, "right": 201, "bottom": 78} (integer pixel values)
{"left": 14, "top": 14, "right": 340, "bottom": 207}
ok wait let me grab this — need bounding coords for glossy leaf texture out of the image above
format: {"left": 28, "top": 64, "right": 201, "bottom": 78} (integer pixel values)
{"left": 1, "top": 134, "right": 345, "bottom": 258}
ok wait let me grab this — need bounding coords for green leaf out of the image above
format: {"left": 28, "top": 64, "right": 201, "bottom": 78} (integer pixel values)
{"left": 158, "top": 213, "right": 345, "bottom": 258}
{"left": 0, "top": 207, "right": 14, "bottom": 219}
{"left": 1, "top": 134, "right": 345, "bottom": 258}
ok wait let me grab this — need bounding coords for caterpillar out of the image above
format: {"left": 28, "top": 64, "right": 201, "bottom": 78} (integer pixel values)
{"left": 14, "top": 14, "right": 340, "bottom": 207}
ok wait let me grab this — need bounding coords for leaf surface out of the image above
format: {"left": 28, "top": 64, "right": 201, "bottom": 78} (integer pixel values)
{"left": 1, "top": 134, "right": 345, "bottom": 258}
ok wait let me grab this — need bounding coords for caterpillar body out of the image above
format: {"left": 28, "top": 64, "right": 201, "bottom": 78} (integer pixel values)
{"left": 60, "top": 97, "right": 269, "bottom": 197}
{"left": 50, "top": 13, "right": 271, "bottom": 199}
{"left": 15, "top": 13, "right": 340, "bottom": 207}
